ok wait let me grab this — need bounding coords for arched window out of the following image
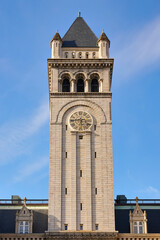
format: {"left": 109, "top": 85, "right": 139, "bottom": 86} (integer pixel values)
{"left": 62, "top": 78, "right": 70, "bottom": 92}
{"left": 91, "top": 79, "right": 99, "bottom": 92}
{"left": 77, "top": 79, "right": 84, "bottom": 92}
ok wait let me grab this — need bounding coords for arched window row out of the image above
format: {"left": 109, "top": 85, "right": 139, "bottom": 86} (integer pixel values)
{"left": 62, "top": 78, "right": 100, "bottom": 93}
{"left": 64, "top": 52, "right": 96, "bottom": 59}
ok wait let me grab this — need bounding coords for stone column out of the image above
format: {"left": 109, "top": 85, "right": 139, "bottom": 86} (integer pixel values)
{"left": 99, "top": 79, "right": 103, "bottom": 92}
{"left": 71, "top": 79, "right": 76, "bottom": 92}
{"left": 58, "top": 78, "right": 62, "bottom": 92}
{"left": 85, "top": 79, "right": 89, "bottom": 92}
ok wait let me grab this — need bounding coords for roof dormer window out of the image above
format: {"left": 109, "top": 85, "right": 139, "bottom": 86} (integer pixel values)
{"left": 79, "top": 52, "right": 82, "bottom": 58}
{"left": 93, "top": 52, "right": 96, "bottom": 58}
{"left": 86, "top": 52, "right": 89, "bottom": 59}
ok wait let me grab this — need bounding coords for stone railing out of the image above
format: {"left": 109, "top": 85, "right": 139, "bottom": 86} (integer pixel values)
{"left": 118, "top": 233, "right": 160, "bottom": 240}
{"left": 0, "top": 234, "right": 45, "bottom": 240}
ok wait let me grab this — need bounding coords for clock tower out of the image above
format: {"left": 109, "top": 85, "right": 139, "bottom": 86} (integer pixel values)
{"left": 47, "top": 14, "right": 115, "bottom": 236}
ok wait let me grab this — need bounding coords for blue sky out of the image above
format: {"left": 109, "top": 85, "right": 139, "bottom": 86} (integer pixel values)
{"left": 0, "top": 0, "right": 160, "bottom": 200}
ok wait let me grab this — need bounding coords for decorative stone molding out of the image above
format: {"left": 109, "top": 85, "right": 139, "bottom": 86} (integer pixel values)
{"left": 45, "top": 231, "right": 118, "bottom": 240}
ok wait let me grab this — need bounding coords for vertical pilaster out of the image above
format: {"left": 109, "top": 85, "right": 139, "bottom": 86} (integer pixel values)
{"left": 48, "top": 124, "right": 62, "bottom": 231}
{"left": 71, "top": 132, "right": 77, "bottom": 230}
{"left": 85, "top": 132, "right": 92, "bottom": 230}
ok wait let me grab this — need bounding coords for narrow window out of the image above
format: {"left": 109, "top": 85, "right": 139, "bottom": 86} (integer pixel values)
{"left": 80, "top": 224, "right": 83, "bottom": 230}
{"left": 80, "top": 203, "right": 82, "bottom": 211}
{"left": 86, "top": 52, "right": 89, "bottom": 58}
{"left": 133, "top": 222, "right": 138, "bottom": 234}
{"left": 95, "top": 188, "right": 97, "bottom": 195}
{"left": 103, "top": 42, "right": 105, "bottom": 47}
{"left": 79, "top": 52, "right": 82, "bottom": 58}
{"left": 79, "top": 135, "right": 83, "bottom": 139}
{"left": 109, "top": 102, "right": 111, "bottom": 120}
{"left": 66, "top": 125, "right": 67, "bottom": 130}
{"left": 66, "top": 152, "right": 67, "bottom": 158}
{"left": 18, "top": 221, "right": 29, "bottom": 234}
{"left": 95, "top": 152, "right": 97, "bottom": 158}
{"left": 72, "top": 52, "right": 75, "bottom": 58}
{"left": 80, "top": 170, "right": 82, "bottom": 177}
{"left": 91, "top": 79, "right": 99, "bottom": 92}
{"left": 65, "top": 52, "right": 68, "bottom": 58}
{"left": 93, "top": 52, "right": 96, "bottom": 58}
{"left": 77, "top": 79, "right": 84, "bottom": 92}
{"left": 65, "top": 188, "right": 67, "bottom": 195}
{"left": 62, "top": 78, "right": 70, "bottom": 92}
{"left": 94, "top": 125, "right": 96, "bottom": 131}
{"left": 56, "top": 42, "right": 57, "bottom": 47}
{"left": 95, "top": 224, "right": 99, "bottom": 230}
{"left": 64, "top": 224, "right": 68, "bottom": 230}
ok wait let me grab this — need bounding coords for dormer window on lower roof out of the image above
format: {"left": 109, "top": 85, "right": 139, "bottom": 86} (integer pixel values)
{"left": 15, "top": 197, "right": 33, "bottom": 234}
{"left": 129, "top": 197, "right": 147, "bottom": 234}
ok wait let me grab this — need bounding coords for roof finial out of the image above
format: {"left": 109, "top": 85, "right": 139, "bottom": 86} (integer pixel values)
{"left": 56, "top": 29, "right": 58, "bottom": 33}
{"left": 24, "top": 197, "right": 27, "bottom": 206}
{"left": 102, "top": 29, "right": 104, "bottom": 33}
{"left": 78, "top": 11, "right": 81, "bottom": 17}
{"left": 136, "top": 196, "right": 139, "bottom": 205}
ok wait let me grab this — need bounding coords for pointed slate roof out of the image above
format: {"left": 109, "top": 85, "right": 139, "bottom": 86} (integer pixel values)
{"left": 97, "top": 30, "right": 110, "bottom": 47}
{"left": 62, "top": 17, "right": 98, "bottom": 48}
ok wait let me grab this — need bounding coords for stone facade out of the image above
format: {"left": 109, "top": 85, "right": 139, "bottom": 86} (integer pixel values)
{"left": 48, "top": 16, "right": 115, "bottom": 233}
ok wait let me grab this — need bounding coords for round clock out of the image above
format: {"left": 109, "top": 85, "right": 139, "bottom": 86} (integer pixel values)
{"left": 69, "top": 111, "right": 93, "bottom": 131}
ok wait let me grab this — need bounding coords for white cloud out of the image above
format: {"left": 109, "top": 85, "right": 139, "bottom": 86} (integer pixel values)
{"left": 13, "top": 156, "right": 48, "bottom": 183}
{"left": 0, "top": 99, "right": 49, "bottom": 164}
{"left": 139, "top": 186, "right": 160, "bottom": 198}
{"left": 145, "top": 186, "right": 159, "bottom": 194}
{"left": 113, "top": 16, "right": 160, "bottom": 80}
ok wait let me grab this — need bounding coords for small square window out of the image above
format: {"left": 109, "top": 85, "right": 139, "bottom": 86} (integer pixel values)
{"left": 79, "top": 135, "right": 83, "bottom": 139}
{"left": 65, "top": 52, "right": 68, "bottom": 58}
{"left": 80, "top": 203, "right": 82, "bottom": 211}
{"left": 95, "top": 224, "right": 99, "bottom": 230}
{"left": 80, "top": 224, "right": 83, "bottom": 230}
{"left": 64, "top": 224, "right": 68, "bottom": 230}
{"left": 72, "top": 52, "right": 75, "bottom": 58}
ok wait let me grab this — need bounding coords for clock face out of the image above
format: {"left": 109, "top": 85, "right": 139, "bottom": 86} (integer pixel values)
{"left": 69, "top": 111, "right": 93, "bottom": 131}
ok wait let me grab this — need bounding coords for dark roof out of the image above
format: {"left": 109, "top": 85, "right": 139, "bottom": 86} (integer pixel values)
{"left": 115, "top": 208, "right": 160, "bottom": 233}
{"left": 62, "top": 17, "right": 98, "bottom": 48}
{"left": 50, "top": 32, "right": 62, "bottom": 47}
{"left": 97, "top": 31, "right": 110, "bottom": 47}
{"left": 0, "top": 209, "right": 48, "bottom": 233}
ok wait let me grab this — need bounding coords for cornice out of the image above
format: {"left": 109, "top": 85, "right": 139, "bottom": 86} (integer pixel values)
{"left": 47, "top": 58, "right": 114, "bottom": 69}
{"left": 49, "top": 92, "right": 112, "bottom": 98}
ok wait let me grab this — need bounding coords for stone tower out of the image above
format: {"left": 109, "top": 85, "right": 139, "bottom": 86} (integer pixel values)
{"left": 47, "top": 15, "right": 115, "bottom": 233}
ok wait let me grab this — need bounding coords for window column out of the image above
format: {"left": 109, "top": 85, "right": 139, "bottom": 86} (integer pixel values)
{"left": 99, "top": 79, "right": 103, "bottom": 92}
{"left": 71, "top": 79, "right": 76, "bottom": 92}
{"left": 85, "top": 79, "right": 90, "bottom": 92}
